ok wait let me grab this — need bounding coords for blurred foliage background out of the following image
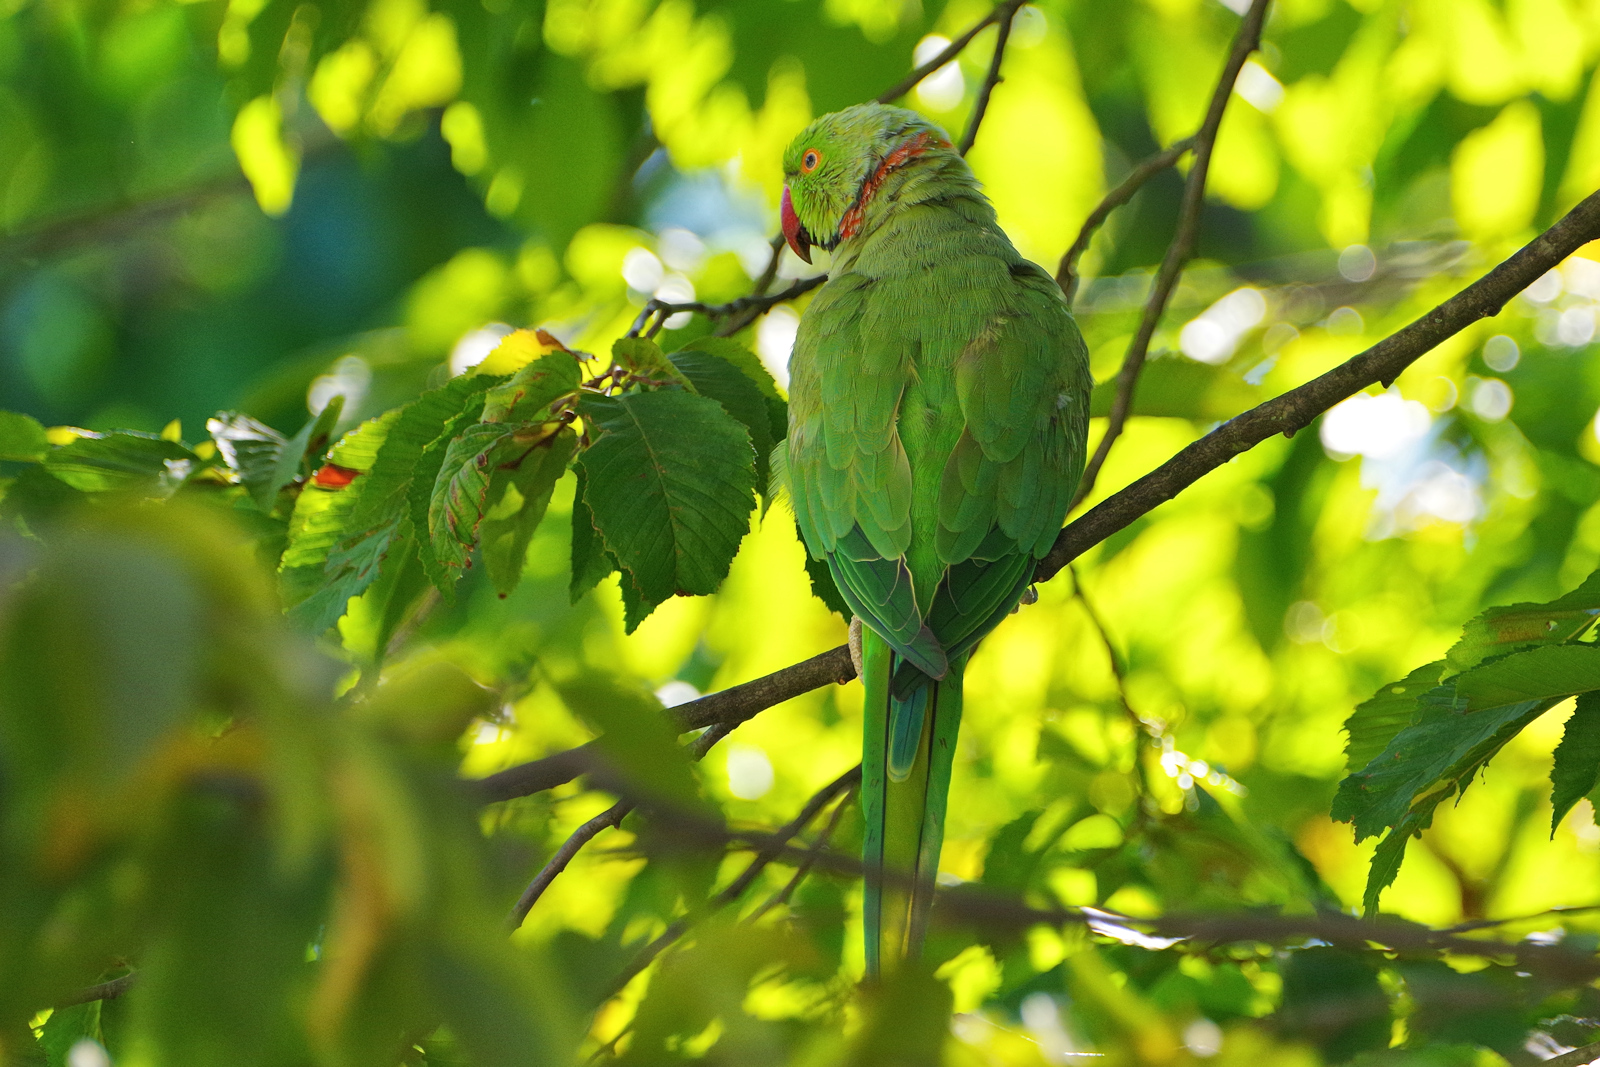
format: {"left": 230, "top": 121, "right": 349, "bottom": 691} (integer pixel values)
{"left": 13, "top": 0, "right": 1600, "bottom": 1062}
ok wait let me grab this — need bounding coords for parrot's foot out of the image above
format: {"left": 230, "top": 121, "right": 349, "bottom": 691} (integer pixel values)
{"left": 848, "top": 617, "right": 864, "bottom": 679}
{"left": 1011, "top": 585, "right": 1039, "bottom": 614}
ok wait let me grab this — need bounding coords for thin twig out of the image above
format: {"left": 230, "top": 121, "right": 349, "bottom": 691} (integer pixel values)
{"left": 54, "top": 972, "right": 136, "bottom": 1008}
{"left": 956, "top": 10, "right": 1015, "bottom": 156}
{"left": 1540, "top": 1041, "right": 1600, "bottom": 1067}
{"left": 744, "top": 784, "right": 854, "bottom": 923}
{"left": 471, "top": 188, "right": 1600, "bottom": 811}
{"left": 599, "top": 765, "right": 862, "bottom": 997}
{"left": 875, "top": 0, "right": 1025, "bottom": 105}
{"left": 1069, "top": 0, "right": 1271, "bottom": 512}
{"left": 627, "top": 275, "right": 827, "bottom": 340}
{"left": 1055, "top": 137, "right": 1196, "bottom": 302}
{"left": 507, "top": 800, "right": 633, "bottom": 929}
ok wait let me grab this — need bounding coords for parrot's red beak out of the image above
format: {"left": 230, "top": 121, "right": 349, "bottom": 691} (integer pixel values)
{"left": 781, "top": 187, "right": 812, "bottom": 264}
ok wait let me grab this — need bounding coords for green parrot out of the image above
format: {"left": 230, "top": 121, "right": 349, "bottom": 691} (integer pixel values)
{"left": 780, "top": 103, "right": 1092, "bottom": 976}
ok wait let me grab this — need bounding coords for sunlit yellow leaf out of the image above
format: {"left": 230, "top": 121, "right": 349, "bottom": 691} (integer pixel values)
{"left": 1452, "top": 99, "right": 1543, "bottom": 240}
{"left": 230, "top": 95, "right": 299, "bottom": 216}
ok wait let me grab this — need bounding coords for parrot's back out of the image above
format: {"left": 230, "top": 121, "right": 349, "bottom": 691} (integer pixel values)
{"left": 781, "top": 104, "right": 1090, "bottom": 973}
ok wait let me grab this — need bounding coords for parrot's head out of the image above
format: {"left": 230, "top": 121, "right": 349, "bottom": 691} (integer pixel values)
{"left": 780, "top": 103, "right": 953, "bottom": 263}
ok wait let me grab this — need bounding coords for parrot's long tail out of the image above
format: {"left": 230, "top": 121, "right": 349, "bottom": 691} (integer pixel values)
{"left": 860, "top": 626, "right": 966, "bottom": 977}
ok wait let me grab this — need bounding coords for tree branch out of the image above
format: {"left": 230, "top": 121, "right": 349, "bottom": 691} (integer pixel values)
{"left": 876, "top": 0, "right": 1026, "bottom": 105}
{"left": 1539, "top": 1041, "right": 1600, "bottom": 1067}
{"left": 54, "top": 972, "right": 136, "bottom": 1009}
{"left": 599, "top": 765, "right": 861, "bottom": 998}
{"left": 507, "top": 799, "right": 633, "bottom": 929}
{"left": 1069, "top": 0, "right": 1271, "bottom": 512}
{"left": 627, "top": 275, "right": 827, "bottom": 340}
{"left": 1035, "top": 185, "right": 1600, "bottom": 583}
{"left": 956, "top": 8, "right": 1015, "bottom": 157}
{"left": 1055, "top": 136, "right": 1195, "bottom": 303}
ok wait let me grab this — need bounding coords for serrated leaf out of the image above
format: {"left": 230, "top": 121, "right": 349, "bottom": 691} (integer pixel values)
{"left": 1344, "top": 660, "right": 1447, "bottom": 773}
{"left": 287, "top": 523, "right": 408, "bottom": 635}
{"left": 672, "top": 336, "right": 787, "bottom": 442}
{"left": 0, "top": 410, "right": 49, "bottom": 462}
{"left": 207, "top": 412, "right": 289, "bottom": 510}
{"left": 1446, "top": 568, "right": 1600, "bottom": 671}
{"left": 1552, "top": 691, "right": 1600, "bottom": 833}
{"left": 429, "top": 424, "right": 516, "bottom": 576}
{"left": 569, "top": 465, "right": 616, "bottom": 604}
{"left": 475, "top": 326, "right": 571, "bottom": 376}
{"left": 43, "top": 432, "right": 197, "bottom": 493}
{"left": 576, "top": 391, "right": 756, "bottom": 632}
{"left": 349, "top": 375, "right": 500, "bottom": 535}
{"left": 612, "top": 336, "right": 692, "bottom": 390}
{"left": 1333, "top": 682, "right": 1553, "bottom": 841}
{"left": 480, "top": 429, "right": 579, "bottom": 597}
{"left": 669, "top": 348, "right": 777, "bottom": 497}
{"left": 1362, "top": 820, "right": 1414, "bottom": 916}
{"left": 408, "top": 397, "right": 495, "bottom": 597}
{"left": 483, "top": 352, "right": 581, "bottom": 423}
{"left": 1453, "top": 643, "right": 1600, "bottom": 708}
{"left": 281, "top": 411, "right": 399, "bottom": 579}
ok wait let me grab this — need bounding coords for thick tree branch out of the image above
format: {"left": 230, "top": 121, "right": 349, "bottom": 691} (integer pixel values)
{"left": 1036, "top": 185, "right": 1600, "bottom": 583}
{"left": 1069, "top": 0, "right": 1271, "bottom": 511}
{"left": 1055, "top": 136, "right": 1195, "bottom": 303}
{"left": 956, "top": 11, "right": 1015, "bottom": 156}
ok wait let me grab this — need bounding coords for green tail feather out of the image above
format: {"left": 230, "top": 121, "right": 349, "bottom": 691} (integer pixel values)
{"left": 861, "top": 627, "right": 966, "bottom": 977}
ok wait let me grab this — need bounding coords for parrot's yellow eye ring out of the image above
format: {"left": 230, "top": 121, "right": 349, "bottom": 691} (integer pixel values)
{"left": 801, "top": 149, "right": 822, "bottom": 173}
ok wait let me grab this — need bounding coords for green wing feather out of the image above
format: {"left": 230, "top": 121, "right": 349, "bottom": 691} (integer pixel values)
{"left": 785, "top": 126, "right": 1090, "bottom": 977}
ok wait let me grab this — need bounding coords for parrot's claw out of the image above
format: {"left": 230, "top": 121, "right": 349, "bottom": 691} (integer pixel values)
{"left": 849, "top": 617, "right": 864, "bottom": 679}
{"left": 1011, "top": 585, "right": 1039, "bottom": 614}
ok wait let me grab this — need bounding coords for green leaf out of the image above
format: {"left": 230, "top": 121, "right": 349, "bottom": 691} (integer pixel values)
{"left": 576, "top": 391, "right": 755, "bottom": 632}
{"left": 43, "top": 432, "right": 197, "bottom": 493}
{"left": 611, "top": 336, "right": 692, "bottom": 390}
{"left": 0, "top": 411, "right": 49, "bottom": 462}
{"left": 1552, "top": 691, "right": 1600, "bottom": 833}
{"left": 480, "top": 429, "right": 580, "bottom": 597}
{"left": 1362, "top": 819, "right": 1416, "bottom": 916}
{"left": 554, "top": 673, "right": 706, "bottom": 814}
{"left": 672, "top": 336, "right": 788, "bottom": 442}
{"left": 428, "top": 423, "right": 517, "bottom": 577}
{"left": 408, "top": 396, "right": 496, "bottom": 597}
{"left": 1445, "top": 567, "right": 1600, "bottom": 672}
{"left": 1277, "top": 948, "right": 1390, "bottom": 1060}
{"left": 668, "top": 347, "right": 778, "bottom": 497}
{"left": 207, "top": 412, "right": 289, "bottom": 511}
{"left": 37, "top": 1001, "right": 101, "bottom": 1067}
{"left": 269, "top": 395, "right": 346, "bottom": 506}
{"left": 1344, "top": 660, "right": 1446, "bottom": 773}
{"left": 1453, "top": 642, "right": 1600, "bottom": 709}
{"left": 568, "top": 465, "right": 617, "bottom": 604}
{"left": 482, "top": 352, "right": 581, "bottom": 423}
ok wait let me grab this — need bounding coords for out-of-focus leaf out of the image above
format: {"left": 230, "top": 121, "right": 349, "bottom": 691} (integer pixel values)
{"left": 568, "top": 465, "right": 617, "bottom": 603}
{"left": 482, "top": 350, "right": 581, "bottom": 423}
{"left": 576, "top": 390, "right": 755, "bottom": 632}
{"left": 480, "top": 429, "right": 579, "bottom": 597}
{"left": 556, "top": 672, "right": 710, "bottom": 820}
{"left": 843, "top": 963, "right": 952, "bottom": 1067}
{"left": 207, "top": 412, "right": 289, "bottom": 511}
{"left": 423, "top": 940, "right": 577, "bottom": 1067}
{"left": 668, "top": 347, "right": 777, "bottom": 497}
{"left": 1400, "top": 960, "right": 1535, "bottom": 1055}
{"left": 43, "top": 433, "right": 196, "bottom": 494}
{"left": 1551, "top": 691, "right": 1600, "bottom": 833}
{"left": 1276, "top": 948, "right": 1389, "bottom": 1060}
{"left": 37, "top": 1001, "right": 101, "bottom": 1067}
{"left": 0, "top": 411, "right": 49, "bottom": 463}
{"left": 1445, "top": 567, "right": 1600, "bottom": 671}
{"left": 1344, "top": 660, "right": 1446, "bottom": 773}
{"left": 1088, "top": 358, "right": 1261, "bottom": 420}
{"left": 270, "top": 396, "right": 345, "bottom": 506}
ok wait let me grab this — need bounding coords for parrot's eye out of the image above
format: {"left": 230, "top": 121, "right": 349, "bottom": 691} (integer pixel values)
{"left": 801, "top": 149, "right": 822, "bottom": 173}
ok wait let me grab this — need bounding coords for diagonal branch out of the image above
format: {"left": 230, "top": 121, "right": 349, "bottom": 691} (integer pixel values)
{"left": 627, "top": 275, "right": 827, "bottom": 340}
{"left": 1069, "top": 0, "right": 1271, "bottom": 512}
{"left": 472, "top": 188, "right": 1600, "bottom": 809}
{"left": 956, "top": 8, "right": 1016, "bottom": 156}
{"left": 1055, "top": 136, "right": 1196, "bottom": 303}
{"left": 507, "top": 799, "right": 633, "bottom": 929}
{"left": 876, "top": 0, "right": 1026, "bottom": 105}
{"left": 598, "top": 765, "right": 861, "bottom": 998}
